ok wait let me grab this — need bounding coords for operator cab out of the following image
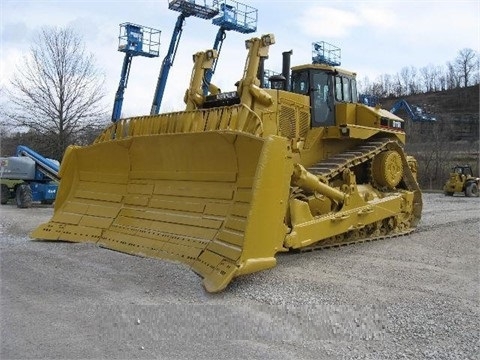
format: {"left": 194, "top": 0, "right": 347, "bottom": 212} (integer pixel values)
{"left": 454, "top": 165, "right": 473, "bottom": 177}
{"left": 290, "top": 64, "right": 358, "bottom": 127}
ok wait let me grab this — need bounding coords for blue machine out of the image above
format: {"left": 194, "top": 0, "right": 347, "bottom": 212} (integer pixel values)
{"left": 312, "top": 41, "right": 341, "bottom": 67}
{"left": 203, "top": 0, "right": 257, "bottom": 93}
{"left": 150, "top": 0, "right": 257, "bottom": 114}
{"left": 0, "top": 146, "right": 60, "bottom": 208}
{"left": 390, "top": 99, "right": 437, "bottom": 122}
{"left": 150, "top": 0, "right": 219, "bottom": 115}
{"left": 112, "top": 23, "right": 160, "bottom": 122}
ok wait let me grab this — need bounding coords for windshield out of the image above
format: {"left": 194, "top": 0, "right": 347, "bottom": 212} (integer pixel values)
{"left": 311, "top": 71, "right": 335, "bottom": 126}
{"left": 291, "top": 71, "right": 309, "bottom": 94}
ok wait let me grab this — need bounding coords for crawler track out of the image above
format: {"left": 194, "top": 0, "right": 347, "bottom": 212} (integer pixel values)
{"left": 296, "top": 137, "right": 422, "bottom": 251}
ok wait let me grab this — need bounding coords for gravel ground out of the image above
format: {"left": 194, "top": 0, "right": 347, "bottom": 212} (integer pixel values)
{"left": 0, "top": 193, "right": 479, "bottom": 360}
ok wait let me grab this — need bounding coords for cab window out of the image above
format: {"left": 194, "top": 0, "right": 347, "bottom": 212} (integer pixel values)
{"left": 311, "top": 71, "right": 334, "bottom": 126}
{"left": 291, "top": 71, "right": 309, "bottom": 94}
{"left": 342, "top": 78, "right": 351, "bottom": 102}
{"left": 335, "top": 75, "right": 356, "bottom": 103}
{"left": 335, "top": 76, "right": 343, "bottom": 101}
{"left": 351, "top": 79, "right": 358, "bottom": 102}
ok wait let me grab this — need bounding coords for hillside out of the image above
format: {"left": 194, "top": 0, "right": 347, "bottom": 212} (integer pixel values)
{"left": 381, "top": 85, "right": 479, "bottom": 142}
{"left": 380, "top": 85, "right": 479, "bottom": 189}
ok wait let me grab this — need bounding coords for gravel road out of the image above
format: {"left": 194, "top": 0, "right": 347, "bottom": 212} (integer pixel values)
{"left": 1, "top": 193, "right": 479, "bottom": 360}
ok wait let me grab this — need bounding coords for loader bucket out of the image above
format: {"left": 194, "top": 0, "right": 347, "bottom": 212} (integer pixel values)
{"left": 32, "top": 132, "right": 293, "bottom": 292}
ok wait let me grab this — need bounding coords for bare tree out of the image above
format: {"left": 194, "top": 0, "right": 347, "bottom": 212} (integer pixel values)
{"left": 5, "top": 26, "right": 108, "bottom": 160}
{"left": 435, "top": 65, "right": 446, "bottom": 91}
{"left": 407, "top": 121, "right": 457, "bottom": 190}
{"left": 397, "top": 66, "right": 419, "bottom": 95}
{"left": 392, "top": 73, "right": 403, "bottom": 97}
{"left": 408, "top": 66, "right": 419, "bottom": 94}
{"left": 420, "top": 64, "right": 435, "bottom": 92}
{"left": 446, "top": 61, "right": 460, "bottom": 89}
{"left": 382, "top": 74, "right": 394, "bottom": 97}
{"left": 454, "top": 48, "right": 478, "bottom": 87}
{"left": 373, "top": 74, "right": 394, "bottom": 98}
{"left": 357, "top": 76, "right": 371, "bottom": 95}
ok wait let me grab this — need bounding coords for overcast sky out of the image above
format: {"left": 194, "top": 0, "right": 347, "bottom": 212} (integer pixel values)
{"left": 1, "top": 0, "right": 479, "bottom": 118}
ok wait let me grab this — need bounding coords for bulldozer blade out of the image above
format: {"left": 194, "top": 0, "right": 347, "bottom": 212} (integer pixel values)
{"left": 31, "top": 132, "right": 293, "bottom": 292}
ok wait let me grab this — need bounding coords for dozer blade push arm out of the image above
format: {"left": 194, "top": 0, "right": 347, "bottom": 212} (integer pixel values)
{"left": 236, "top": 34, "right": 275, "bottom": 108}
{"left": 291, "top": 164, "right": 346, "bottom": 204}
{"left": 184, "top": 49, "right": 218, "bottom": 111}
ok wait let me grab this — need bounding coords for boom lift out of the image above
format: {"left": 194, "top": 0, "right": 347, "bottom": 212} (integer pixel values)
{"left": 33, "top": 33, "right": 423, "bottom": 293}
{"left": 203, "top": 0, "right": 257, "bottom": 94}
{"left": 356, "top": 98, "right": 436, "bottom": 121}
{"left": 112, "top": 23, "right": 160, "bottom": 122}
{"left": 150, "top": 0, "right": 218, "bottom": 114}
{"left": 312, "top": 41, "right": 341, "bottom": 66}
{"left": 0, "top": 146, "right": 59, "bottom": 208}
{"left": 390, "top": 99, "right": 436, "bottom": 122}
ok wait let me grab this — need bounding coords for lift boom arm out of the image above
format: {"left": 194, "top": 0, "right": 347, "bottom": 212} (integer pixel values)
{"left": 151, "top": 14, "right": 186, "bottom": 115}
{"left": 111, "top": 54, "right": 133, "bottom": 121}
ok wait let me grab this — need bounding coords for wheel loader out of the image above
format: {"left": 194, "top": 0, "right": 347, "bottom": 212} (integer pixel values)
{"left": 32, "top": 34, "right": 423, "bottom": 293}
{"left": 443, "top": 165, "right": 479, "bottom": 197}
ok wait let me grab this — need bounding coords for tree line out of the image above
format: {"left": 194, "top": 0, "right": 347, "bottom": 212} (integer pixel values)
{"left": 358, "top": 48, "right": 479, "bottom": 98}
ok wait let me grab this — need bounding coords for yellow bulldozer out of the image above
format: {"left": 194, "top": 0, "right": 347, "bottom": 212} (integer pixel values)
{"left": 32, "top": 34, "right": 423, "bottom": 292}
